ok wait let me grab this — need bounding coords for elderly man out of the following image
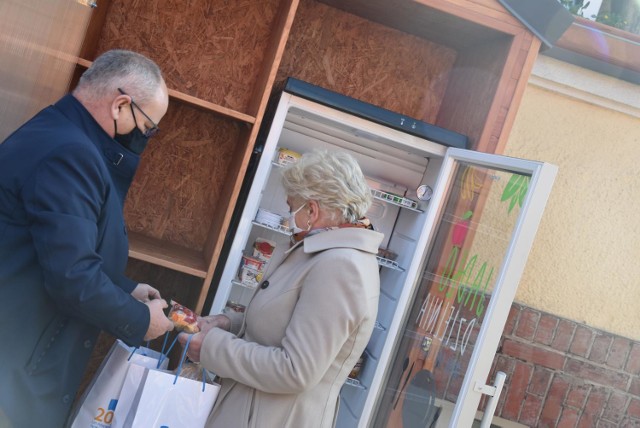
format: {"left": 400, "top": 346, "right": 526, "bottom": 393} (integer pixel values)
{"left": 0, "top": 49, "right": 174, "bottom": 427}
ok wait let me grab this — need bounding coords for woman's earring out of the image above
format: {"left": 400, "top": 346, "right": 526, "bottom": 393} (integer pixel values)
{"left": 306, "top": 218, "right": 312, "bottom": 231}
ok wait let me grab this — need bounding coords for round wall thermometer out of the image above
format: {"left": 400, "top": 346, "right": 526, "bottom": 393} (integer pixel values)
{"left": 416, "top": 184, "right": 433, "bottom": 201}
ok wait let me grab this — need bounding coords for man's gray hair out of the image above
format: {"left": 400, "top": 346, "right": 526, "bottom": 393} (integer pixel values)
{"left": 281, "top": 150, "right": 373, "bottom": 223}
{"left": 74, "top": 49, "right": 163, "bottom": 104}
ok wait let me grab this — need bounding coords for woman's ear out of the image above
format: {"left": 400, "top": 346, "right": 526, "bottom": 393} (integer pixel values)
{"left": 307, "top": 200, "right": 320, "bottom": 224}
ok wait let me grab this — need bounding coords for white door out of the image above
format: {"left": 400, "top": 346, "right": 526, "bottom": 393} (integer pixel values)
{"left": 371, "top": 148, "right": 557, "bottom": 427}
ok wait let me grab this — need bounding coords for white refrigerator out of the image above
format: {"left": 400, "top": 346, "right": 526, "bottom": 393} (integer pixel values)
{"left": 208, "top": 79, "right": 557, "bottom": 427}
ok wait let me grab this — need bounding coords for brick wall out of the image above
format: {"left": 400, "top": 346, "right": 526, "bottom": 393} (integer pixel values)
{"left": 431, "top": 303, "right": 640, "bottom": 427}
{"left": 491, "top": 303, "right": 640, "bottom": 427}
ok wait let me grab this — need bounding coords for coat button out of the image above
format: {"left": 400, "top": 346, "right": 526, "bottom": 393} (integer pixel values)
{"left": 62, "top": 395, "right": 71, "bottom": 404}
{"left": 261, "top": 280, "right": 270, "bottom": 289}
{"left": 83, "top": 340, "right": 92, "bottom": 349}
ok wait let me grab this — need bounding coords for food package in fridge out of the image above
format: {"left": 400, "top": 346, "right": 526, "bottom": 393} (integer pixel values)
{"left": 238, "top": 255, "right": 265, "bottom": 288}
{"left": 225, "top": 300, "right": 246, "bottom": 313}
{"left": 276, "top": 147, "right": 302, "bottom": 166}
{"left": 348, "top": 353, "right": 367, "bottom": 379}
{"left": 252, "top": 238, "right": 276, "bottom": 262}
{"left": 377, "top": 247, "right": 398, "bottom": 261}
{"left": 255, "top": 208, "right": 284, "bottom": 229}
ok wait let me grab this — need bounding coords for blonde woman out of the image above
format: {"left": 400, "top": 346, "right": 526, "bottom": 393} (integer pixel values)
{"left": 181, "top": 150, "right": 383, "bottom": 428}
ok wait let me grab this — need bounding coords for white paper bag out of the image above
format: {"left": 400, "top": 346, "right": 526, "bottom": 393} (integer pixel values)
{"left": 120, "top": 335, "right": 220, "bottom": 428}
{"left": 110, "top": 363, "right": 146, "bottom": 428}
{"left": 122, "top": 367, "right": 220, "bottom": 428}
{"left": 69, "top": 340, "right": 168, "bottom": 428}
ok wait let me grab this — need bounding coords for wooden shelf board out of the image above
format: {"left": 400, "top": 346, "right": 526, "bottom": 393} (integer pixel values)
{"left": 319, "top": 0, "right": 518, "bottom": 50}
{"left": 128, "top": 231, "right": 207, "bottom": 278}
{"left": 168, "top": 89, "right": 255, "bottom": 124}
{"left": 76, "top": 57, "right": 92, "bottom": 68}
{"left": 75, "top": 58, "right": 255, "bottom": 124}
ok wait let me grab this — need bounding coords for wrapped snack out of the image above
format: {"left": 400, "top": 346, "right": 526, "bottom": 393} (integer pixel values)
{"left": 253, "top": 238, "right": 276, "bottom": 262}
{"left": 176, "top": 362, "right": 217, "bottom": 385}
{"left": 239, "top": 267, "right": 262, "bottom": 288}
{"left": 277, "top": 147, "right": 302, "bottom": 166}
{"left": 348, "top": 353, "right": 366, "bottom": 379}
{"left": 238, "top": 255, "right": 264, "bottom": 288}
{"left": 168, "top": 300, "right": 200, "bottom": 333}
{"left": 377, "top": 247, "right": 398, "bottom": 261}
{"left": 225, "top": 300, "right": 246, "bottom": 313}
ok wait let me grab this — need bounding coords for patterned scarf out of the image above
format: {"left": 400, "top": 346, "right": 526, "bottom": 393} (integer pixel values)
{"left": 291, "top": 217, "right": 374, "bottom": 244}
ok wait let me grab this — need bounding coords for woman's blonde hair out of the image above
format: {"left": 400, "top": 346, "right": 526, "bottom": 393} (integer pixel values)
{"left": 281, "top": 150, "right": 372, "bottom": 223}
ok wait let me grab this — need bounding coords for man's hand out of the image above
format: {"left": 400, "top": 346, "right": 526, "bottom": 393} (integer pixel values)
{"left": 131, "top": 283, "right": 161, "bottom": 302}
{"left": 143, "top": 299, "right": 174, "bottom": 341}
{"left": 177, "top": 315, "right": 231, "bottom": 362}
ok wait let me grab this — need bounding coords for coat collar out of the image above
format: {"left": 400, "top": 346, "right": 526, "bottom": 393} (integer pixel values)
{"left": 289, "top": 227, "right": 384, "bottom": 255}
{"left": 54, "top": 94, "right": 141, "bottom": 203}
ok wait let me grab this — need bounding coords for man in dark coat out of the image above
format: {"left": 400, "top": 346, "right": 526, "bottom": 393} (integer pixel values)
{"left": 0, "top": 50, "right": 175, "bottom": 428}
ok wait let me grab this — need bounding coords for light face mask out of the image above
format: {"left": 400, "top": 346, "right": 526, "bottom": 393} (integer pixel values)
{"left": 288, "top": 202, "right": 307, "bottom": 234}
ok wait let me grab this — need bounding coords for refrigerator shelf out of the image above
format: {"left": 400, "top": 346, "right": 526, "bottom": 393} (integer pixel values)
{"left": 345, "top": 377, "right": 366, "bottom": 390}
{"left": 374, "top": 320, "right": 386, "bottom": 331}
{"left": 376, "top": 256, "right": 404, "bottom": 271}
{"left": 231, "top": 279, "right": 258, "bottom": 290}
{"left": 370, "top": 189, "right": 422, "bottom": 212}
{"left": 251, "top": 220, "right": 291, "bottom": 235}
{"left": 271, "top": 160, "right": 297, "bottom": 168}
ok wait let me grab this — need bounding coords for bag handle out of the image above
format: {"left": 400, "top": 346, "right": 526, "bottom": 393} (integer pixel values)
{"left": 126, "top": 332, "right": 175, "bottom": 369}
{"left": 174, "top": 334, "right": 208, "bottom": 392}
{"left": 156, "top": 333, "right": 180, "bottom": 368}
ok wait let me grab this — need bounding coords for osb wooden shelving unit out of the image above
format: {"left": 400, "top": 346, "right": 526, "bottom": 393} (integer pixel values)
{"left": 74, "top": 0, "right": 298, "bottom": 314}
{"left": 73, "top": 0, "right": 542, "bottom": 318}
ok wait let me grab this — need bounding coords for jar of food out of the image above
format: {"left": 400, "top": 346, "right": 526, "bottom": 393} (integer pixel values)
{"left": 348, "top": 353, "right": 366, "bottom": 379}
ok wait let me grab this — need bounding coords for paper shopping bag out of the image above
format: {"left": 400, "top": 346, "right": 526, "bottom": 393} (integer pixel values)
{"left": 122, "top": 367, "right": 220, "bottom": 428}
{"left": 68, "top": 340, "right": 169, "bottom": 428}
{"left": 110, "top": 363, "right": 146, "bottom": 428}
{"left": 121, "top": 335, "right": 220, "bottom": 428}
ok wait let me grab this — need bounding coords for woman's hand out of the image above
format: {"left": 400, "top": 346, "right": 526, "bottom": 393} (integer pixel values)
{"left": 197, "top": 314, "right": 231, "bottom": 333}
{"left": 177, "top": 314, "right": 231, "bottom": 362}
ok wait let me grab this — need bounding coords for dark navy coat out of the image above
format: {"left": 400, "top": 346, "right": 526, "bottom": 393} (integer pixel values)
{"left": 0, "top": 95, "right": 150, "bottom": 427}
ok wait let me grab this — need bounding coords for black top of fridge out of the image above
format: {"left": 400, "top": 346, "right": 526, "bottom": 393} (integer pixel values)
{"left": 283, "top": 77, "right": 469, "bottom": 149}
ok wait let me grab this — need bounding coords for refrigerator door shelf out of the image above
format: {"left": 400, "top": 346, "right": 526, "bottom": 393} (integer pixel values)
{"left": 345, "top": 378, "right": 367, "bottom": 390}
{"left": 251, "top": 220, "right": 291, "bottom": 236}
{"left": 230, "top": 279, "right": 258, "bottom": 290}
{"left": 376, "top": 257, "right": 404, "bottom": 272}
{"left": 371, "top": 189, "right": 421, "bottom": 212}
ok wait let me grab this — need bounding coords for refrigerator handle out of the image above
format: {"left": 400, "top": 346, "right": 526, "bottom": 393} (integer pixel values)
{"left": 475, "top": 371, "right": 507, "bottom": 428}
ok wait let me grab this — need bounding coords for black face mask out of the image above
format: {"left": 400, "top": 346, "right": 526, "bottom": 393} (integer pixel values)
{"left": 114, "top": 120, "right": 149, "bottom": 155}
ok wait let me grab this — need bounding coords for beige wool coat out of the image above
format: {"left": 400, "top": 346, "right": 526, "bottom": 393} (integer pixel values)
{"left": 201, "top": 227, "right": 384, "bottom": 428}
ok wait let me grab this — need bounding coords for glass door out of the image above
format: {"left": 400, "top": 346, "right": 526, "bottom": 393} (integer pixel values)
{"left": 372, "top": 148, "right": 557, "bottom": 427}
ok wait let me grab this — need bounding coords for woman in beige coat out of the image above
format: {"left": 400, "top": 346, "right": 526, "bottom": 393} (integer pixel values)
{"left": 181, "top": 150, "right": 383, "bottom": 428}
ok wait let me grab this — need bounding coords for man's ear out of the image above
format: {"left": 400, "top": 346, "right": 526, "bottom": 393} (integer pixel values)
{"left": 111, "top": 94, "right": 130, "bottom": 120}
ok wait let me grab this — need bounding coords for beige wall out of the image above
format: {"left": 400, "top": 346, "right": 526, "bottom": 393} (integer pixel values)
{"left": 502, "top": 65, "right": 640, "bottom": 340}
